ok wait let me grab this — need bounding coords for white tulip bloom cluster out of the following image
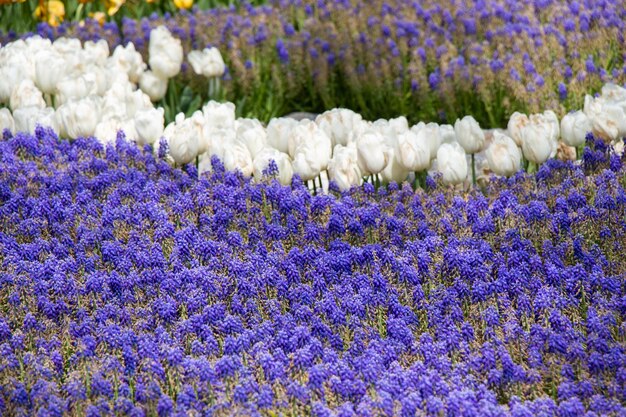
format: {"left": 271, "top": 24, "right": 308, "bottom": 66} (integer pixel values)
{"left": 0, "top": 26, "right": 225, "bottom": 145}
{"left": 161, "top": 105, "right": 477, "bottom": 189}
{"left": 1, "top": 29, "right": 625, "bottom": 192}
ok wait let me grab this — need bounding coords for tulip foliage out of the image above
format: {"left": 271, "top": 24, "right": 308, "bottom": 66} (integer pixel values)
{"left": 0, "top": 128, "right": 625, "bottom": 415}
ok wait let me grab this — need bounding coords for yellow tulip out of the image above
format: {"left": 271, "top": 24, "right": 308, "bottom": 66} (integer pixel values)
{"left": 33, "top": 0, "right": 65, "bottom": 27}
{"left": 104, "top": 0, "right": 125, "bottom": 16}
{"left": 173, "top": 0, "right": 193, "bottom": 9}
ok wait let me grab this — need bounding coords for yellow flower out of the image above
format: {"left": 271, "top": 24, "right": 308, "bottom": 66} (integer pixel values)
{"left": 33, "top": 0, "right": 65, "bottom": 27}
{"left": 173, "top": 0, "right": 193, "bottom": 9}
{"left": 89, "top": 11, "right": 106, "bottom": 26}
{"left": 104, "top": 0, "right": 125, "bottom": 16}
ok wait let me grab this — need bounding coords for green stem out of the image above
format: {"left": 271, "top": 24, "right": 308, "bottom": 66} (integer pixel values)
{"left": 471, "top": 153, "right": 476, "bottom": 186}
{"left": 74, "top": 3, "right": 84, "bottom": 21}
{"left": 318, "top": 173, "right": 323, "bottom": 193}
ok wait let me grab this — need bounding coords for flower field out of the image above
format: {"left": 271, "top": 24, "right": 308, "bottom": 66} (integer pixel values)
{"left": 1, "top": 1, "right": 626, "bottom": 416}
{"left": 0, "top": 128, "right": 625, "bottom": 416}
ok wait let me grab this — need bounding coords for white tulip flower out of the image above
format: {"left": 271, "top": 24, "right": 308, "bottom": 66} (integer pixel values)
{"left": 164, "top": 113, "right": 200, "bottom": 165}
{"left": 0, "top": 108, "right": 15, "bottom": 134}
{"left": 356, "top": 128, "right": 390, "bottom": 175}
{"left": 135, "top": 107, "right": 165, "bottom": 146}
{"left": 485, "top": 131, "right": 521, "bottom": 177}
{"left": 139, "top": 71, "right": 168, "bottom": 102}
{"left": 316, "top": 108, "right": 364, "bottom": 147}
{"left": 149, "top": 26, "right": 184, "bottom": 79}
{"left": 236, "top": 118, "right": 267, "bottom": 158}
{"left": 187, "top": 47, "right": 226, "bottom": 78}
{"left": 327, "top": 143, "right": 362, "bottom": 191}
{"left": 10, "top": 79, "right": 46, "bottom": 111}
{"left": 253, "top": 148, "right": 294, "bottom": 185}
{"left": 520, "top": 123, "right": 553, "bottom": 164}
{"left": 436, "top": 142, "right": 468, "bottom": 184}
{"left": 397, "top": 129, "right": 431, "bottom": 172}
{"left": 454, "top": 115, "right": 485, "bottom": 154}
{"left": 266, "top": 117, "right": 297, "bottom": 154}
{"left": 560, "top": 110, "right": 592, "bottom": 148}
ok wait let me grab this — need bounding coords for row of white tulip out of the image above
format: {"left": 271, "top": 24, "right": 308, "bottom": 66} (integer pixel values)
{"left": 1, "top": 27, "right": 625, "bottom": 191}
{"left": 0, "top": 25, "right": 224, "bottom": 143}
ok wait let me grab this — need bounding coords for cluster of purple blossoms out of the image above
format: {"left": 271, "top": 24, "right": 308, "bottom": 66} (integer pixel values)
{"left": 0, "top": 127, "right": 624, "bottom": 415}
{"left": 3, "top": 0, "right": 624, "bottom": 124}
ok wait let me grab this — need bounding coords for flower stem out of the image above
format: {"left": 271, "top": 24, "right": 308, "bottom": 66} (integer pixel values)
{"left": 471, "top": 153, "right": 476, "bottom": 186}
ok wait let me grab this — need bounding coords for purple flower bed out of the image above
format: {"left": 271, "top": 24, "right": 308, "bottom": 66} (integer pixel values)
{"left": 0, "top": 127, "right": 625, "bottom": 416}
{"left": 4, "top": 0, "right": 625, "bottom": 124}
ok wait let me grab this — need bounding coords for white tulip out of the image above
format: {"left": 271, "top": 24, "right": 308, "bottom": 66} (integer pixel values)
{"left": 55, "top": 97, "right": 101, "bottom": 139}
{"left": 266, "top": 117, "right": 297, "bottom": 153}
{"left": 373, "top": 116, "right": 409, "bottom": 142}
{"left": 520, "top": 123, "right": 553, "bottom": 164}
{"left": 454, "top": 115, "right": 485, "bottom": 154}
{"left": 411, "top": 121, "right": 441, "bottom": 160}
{"left": 436, "top": 142, "right": 468, "bottom": 184}
{"left": 110, "top": 42, "right": 146, "bottom": 83}
{"left": 356, "top": 129, "right": 389, "bottom": 175}
{"left": 253, "top": 148, "right": 293, "bottom": 185}
{"left": 560, "top": 111, "right": 592, "bottom": 147}
{"left": 139, "top": 70, "right": 168, "bottom": 102}
{"left": 13, "top": 106, "right": 58, "bottom": 135}
{"left": 203, "top": 100, "right": 236, "bottom": 130}
{"left": 485, "top": 131, "right": 521, "bottom": 177}
{"left": 583, "top": 95, "right": 626, "bottom": 142}
{"left": 94, "top": 119, "right": 123, "bottom": 145}
{"left": 600, "top": 83, "right": 626, "bottom": 104}
{"left": 507, "top": 112, "right": 529, "bottom": 147}
{"left": 530, "top": 110, "right": 559, "bottom": 158}
{"left": 10, "top": 79, "right": 46, "bottom": 111}
{"left": 236, "top": 118, "right": 267, "bottom": 158}
{"left": 24, "top": 36, "right": 52, "bottom": 53}
{"left": 56, "top": 73, "right": 98, "bottom": 105}
{"left": 316, "top": 108, "right": 364, "bottom": 146}
{"left": 167, "top": 113, "right": 200, "bottom": 164}
{"left": 124, "top": 89, "right": 153, "bottom": 118}
{"left": 380, "top": 146, "right": 410, "bottom": 184}
{"left": 83, "top": 40, "right": 110, "bottom": 67}
{"left": 439, "top": 124, "right": 456, "bottom": 144}
{"left": 207, "top": 127, "right": 236, "bottom": 162}
{"left": 291, "top": 128, "right": 333, "bottom": 181}
{"left": 34, "top": 49, "right": 65, "bottom": 95}
{"left": 531, "top": 110, "right": 560, "bottom": 142}
{"left": 53, "top": 37, "right": 82, "bottom": 56}
{"left": 85, "top": 65, "right": 109, "bottom": 97}
{"left": 0, "top": 65, "right": 27, "bottom": 104}
{"left": 397, "top": 129, "right": 431, "bottom": 172}
{"left": 327, "top": 143, "right": 362, "bottom": 191}
{"left": 149, "top": 26, "right": 183, "bottom": 79}
{"left": 135, "top": 107, "right": 165, "bottom": 146}
{"left": 388, "top": 116, "right": 409, "bottom": 135}
{"left": 188, "top": 47, "right": 226, "bottom": 78}
{"left": 0, "top": 108, "right": 15, "bottom": 134}
{"left": 287, "top": 120, "right": 331, "bottom": 160}
{"left": 104, "top": 67, "right": 131, "bottom": 91}
{"left": 223, "top": 141, "right": 254, "bottom": 177}
{"left": 189, "top": 110, "right": 211, "bottom": 154}
{"left": 164, "top": 113, "right": 200, "bottom": 165}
